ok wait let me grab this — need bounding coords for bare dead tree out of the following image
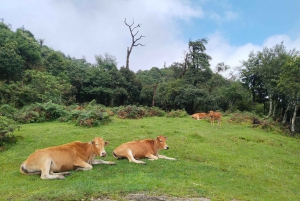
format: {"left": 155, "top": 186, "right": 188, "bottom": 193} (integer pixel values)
{"left": 124, "top": 18, "right": 145, "bottom": 69}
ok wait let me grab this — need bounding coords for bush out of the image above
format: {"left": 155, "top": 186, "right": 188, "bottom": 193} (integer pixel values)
{"left": 229, "top": 112, "right": 257, "bottom": 124}
{"left": 0, "top": 104, "right": 17, "bottom": 119}
{"left": 117, "top": 105, "right": 145, "bottom": 119}
{"left": 144, "top": 106, "right": 165, "bottom": 117}
{"left": 14, "top": 101, "right": 68, "bottom": 123}
{"left": 0, "top": 116, "right": 20, "bottom": 151}
{"left": 166, "top": 110, "right": 188, "bottom": 118}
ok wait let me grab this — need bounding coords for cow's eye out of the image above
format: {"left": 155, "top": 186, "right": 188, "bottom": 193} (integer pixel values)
{"left": 95, "top": 143, "right": 98, "bottom": 146}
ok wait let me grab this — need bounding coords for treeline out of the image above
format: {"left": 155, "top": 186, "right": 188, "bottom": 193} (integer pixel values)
{"left": 0, "top": 22, "right": 299, "bottom": 134}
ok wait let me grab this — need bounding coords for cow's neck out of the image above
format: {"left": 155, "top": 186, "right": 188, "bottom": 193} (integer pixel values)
{"left": 85, "top": 142, "right": 96, "bottom": 163}
{"left": 152, "top": 140, "right": 160, "bottom": 155}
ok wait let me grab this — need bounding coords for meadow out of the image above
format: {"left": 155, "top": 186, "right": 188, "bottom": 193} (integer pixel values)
{"left": 0, "top": 115, "right": 299, "bottom": 201}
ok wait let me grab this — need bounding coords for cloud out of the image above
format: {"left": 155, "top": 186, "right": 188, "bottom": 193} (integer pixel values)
{"left": 1, "top": 0, "right": 205, "bottom": 72}
{"left": 206, "top": 32, "right": 300, "bottom": 78}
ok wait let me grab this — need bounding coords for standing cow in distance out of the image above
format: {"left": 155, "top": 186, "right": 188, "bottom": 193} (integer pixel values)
{"left": 191, "top": 112, "right": 208, "bottom": 120}
{"left": 209, "top": 110, "right": 222, "bottom": 127}
{"left": 20, "top": 137, "right": 116, "bottom": 180}
{"left": 113, "top": 135, "right": 176, "bottom": 165}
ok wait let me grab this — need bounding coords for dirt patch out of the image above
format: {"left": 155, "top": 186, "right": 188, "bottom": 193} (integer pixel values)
{"left": 91, "top": 194, "right": 210, "bottom": 201}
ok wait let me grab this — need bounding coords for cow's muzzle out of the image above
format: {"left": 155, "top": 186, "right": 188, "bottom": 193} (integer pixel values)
{"left": 165, "top": 146, "right": 169, "bottom": 150}
{"left": 101, "top": 152, "right": 107, "bottom": 157}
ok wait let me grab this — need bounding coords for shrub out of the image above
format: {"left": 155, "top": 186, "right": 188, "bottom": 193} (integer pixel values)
{"left": 0, "top": 116, "right": 20, "bottom": 151}
{"left": 117, "top": 105, "right": 146, "bottom": 119}
{"left": 166, "top": 110, "right": 188, "bottom": 118}
{"left": 0, "top": 104, "right": 16, "bottom": 119}
{"left": 144, "top": 106, "right": 165, "bottom": 117}
{"left": 14, "top": 101, "right": 68, "bottom": 123}
{"left": 229, "top": 112, "right": 257, "bottom": 124}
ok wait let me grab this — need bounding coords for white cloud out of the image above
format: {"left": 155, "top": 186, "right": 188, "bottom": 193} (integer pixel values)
{"left": 0, "top": 0, "right": 204, "bottom": 72}
{"left": 206, "top": 32, "right": 300, "bottom": 78}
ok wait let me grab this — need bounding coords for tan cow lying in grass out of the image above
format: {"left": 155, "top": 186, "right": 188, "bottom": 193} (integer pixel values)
{"left": 191, "top": 112, "right": 208, "bottom": 120}
{"left": 113, "top": 135, "right": 176, "bottom": 165}
{"left": 20, "top": 137, "right": 115, "bottom": 179}
{"left": 209, "top": 110, "right": 222, "bottom": 127}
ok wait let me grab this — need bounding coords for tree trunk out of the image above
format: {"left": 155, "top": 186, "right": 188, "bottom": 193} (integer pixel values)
{"left": 291, "top": 104, "right": 298, "bottom": 135}
{"left": 152, "top": 84, "right": 157, "bottom": 107}
{"left": 126, "top": 47, "right": 130, "bottom": 69}
{"left": 282, "top": 103, "right": 290, "bottom": 124}
{"left": 272, "top": 100, "right": 276, "bottom": 118}
{"left": 267, "top": 93, "right": 272, "bottom": 118}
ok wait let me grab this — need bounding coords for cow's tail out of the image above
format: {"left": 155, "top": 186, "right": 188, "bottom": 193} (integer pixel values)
{"left": 20, "top": 162, "right": 41, "bottom": 175}
{"left": 20, "top": 162, "right": 28, "bottom": 175}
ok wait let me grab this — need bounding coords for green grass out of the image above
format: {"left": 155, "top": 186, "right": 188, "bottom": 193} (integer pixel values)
{"left": 0, "top": 116, "right": 299, "bottom": 201}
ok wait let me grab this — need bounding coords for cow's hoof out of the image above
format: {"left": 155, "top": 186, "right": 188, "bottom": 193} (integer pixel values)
{"left": 63, "top": 172, "right": 71, "bottom": 176}
{"left": 109, "top": 162, "right": 116, "bottom": 165}
{"left": 58, "top": 176, "right": 66, "bottom": 180}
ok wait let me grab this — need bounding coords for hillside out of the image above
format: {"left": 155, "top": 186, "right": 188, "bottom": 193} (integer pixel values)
{"left": 0, "top": 116, "right": 299, "bottom": 200}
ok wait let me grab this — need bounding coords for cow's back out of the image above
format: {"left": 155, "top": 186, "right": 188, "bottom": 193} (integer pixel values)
{"left": 23, "top": 142, "right": 87, "bottom": 172}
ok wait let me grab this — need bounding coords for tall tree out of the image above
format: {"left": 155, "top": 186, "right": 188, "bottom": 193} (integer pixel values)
{"left": 184, "top": 39, "right": 212, "bottom": 86}
{"left": 278, "top": 55, "right": 300, "bottom": 134}
{"left": 0, "top": 41, "right": 24, "bottom": 83}
{"left": 124, "top": 18, "right": 145, "bottom": 69}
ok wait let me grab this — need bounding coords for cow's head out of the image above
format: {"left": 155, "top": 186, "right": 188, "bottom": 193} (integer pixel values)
{"left": 156, "top": 135, "right": 169, "bottom": 150}
{"left": 209, "top": 110, "right": 214, "bottom": 117}
{"left": 91, "top": 137, "right": 109, "bottom": 157}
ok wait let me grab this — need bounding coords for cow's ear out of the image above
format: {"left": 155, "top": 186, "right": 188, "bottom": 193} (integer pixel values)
{"left": 105, "top": 141, "right": 109, "bottom": 146}
{"left": 91, "top": 140, "right": 94, "bottom": 144}
{"left": 164, "top": 136, "right": 167, "bottom": 139}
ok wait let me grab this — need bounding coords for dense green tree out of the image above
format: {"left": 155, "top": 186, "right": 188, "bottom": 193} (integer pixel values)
{"left": 184, "top": 39, "right": 213, "bottom": 86}
{"left": 278, "top": 55, "right": 300, "bottom": 134}
{"left": 241, "top": 51, "right": 268, "bottom": 112}
{"left": 119, "top": 67, "right": 142, "bottom": 105}
{"left": 0, "top": 41, "right": 24, "bottom": 82}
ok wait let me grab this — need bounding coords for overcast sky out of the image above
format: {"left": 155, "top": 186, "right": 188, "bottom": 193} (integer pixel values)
{"left": 1, "top": 0, "right": 300, "bottom": 75}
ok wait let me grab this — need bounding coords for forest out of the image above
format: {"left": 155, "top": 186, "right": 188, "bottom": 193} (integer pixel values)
{"left": 0, "top": 21, "right": 300, "bottom": 136}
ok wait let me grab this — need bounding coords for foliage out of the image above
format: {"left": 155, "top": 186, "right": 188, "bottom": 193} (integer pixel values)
{"left": 143, "top": 106, "right": 165, "bottom": 117}
{"left": 0, "top": 22, "right": 299, "bottom": 134}
{"left": 117, "top": 105, "right": 145, "bottom": 119}
{"left": 0, "top": 41, "right": 24, "bottom": 82}
{"left": 13, "top": 101, "right": 68, "bottom": 123}
{"left": 165, "top": 109, "right": 188, "bottom": 118}
{"left": 0, "top": 116, "right": 20, "bottom": 151}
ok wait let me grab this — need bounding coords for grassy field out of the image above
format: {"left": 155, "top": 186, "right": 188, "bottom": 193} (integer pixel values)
{"left": 0, "top": 115, "right": 299, "bottom": 201}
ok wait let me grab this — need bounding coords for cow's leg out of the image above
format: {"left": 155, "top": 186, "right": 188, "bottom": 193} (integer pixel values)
{"left": 146, "top": 154, "right": 158, "bottom": 160}
{"left": 50, "top": 171, "right": 71, "bottom": 176}
{"left": 127, "top": 150, "right": 146, "bottom": 164}
{"left": 158, "top": 154, "right": 176, "bottom": 160}
{"left": 74, "top": 160, "right": 93, "bottom": 171}
{"left": 40, "top": 159, "right": 65, "bottom": 180}
{"left": 92, "top": 159, "right": 116, "bottom": 165}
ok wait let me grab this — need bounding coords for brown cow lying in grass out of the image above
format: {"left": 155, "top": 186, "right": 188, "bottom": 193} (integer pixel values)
{"left": 191, "top": 112, "right": 208, "bottom": 120}
{"left": 20, "top": 137, "right": 115, "bottom": 179}
{"left": 209, "top": 110, "right": 222, "bottom": 127}
{"left": 113, "top": 135, "right": 176, "bottom": 165}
